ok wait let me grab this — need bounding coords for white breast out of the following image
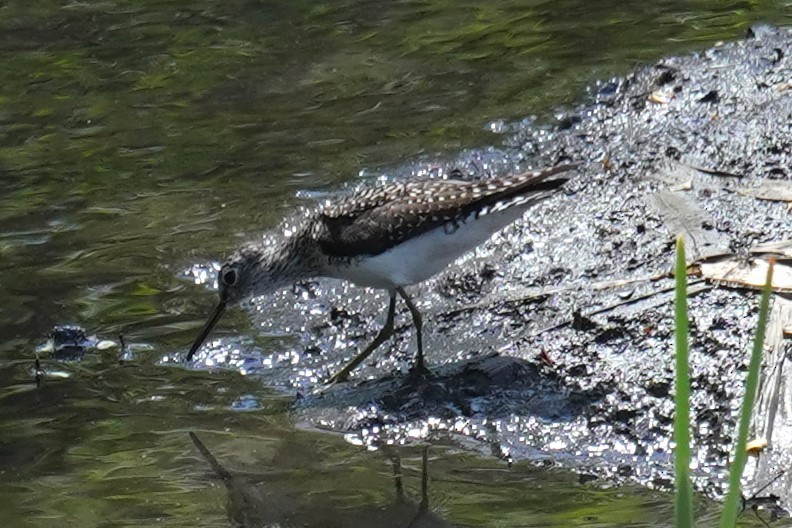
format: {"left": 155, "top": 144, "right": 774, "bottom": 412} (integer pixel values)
{"left": 326, "top": 205, "right": 530, "bottom": 289}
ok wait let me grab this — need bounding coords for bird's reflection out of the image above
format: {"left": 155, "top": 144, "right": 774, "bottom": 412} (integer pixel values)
{"left": 360, "top": 445, "right": 453, "bottom": 528}
{"left": 189, "top": 432, "right": 300, "bottom": 527}
{"left": 189, "top": 432, "right": 454, "bottom": 527}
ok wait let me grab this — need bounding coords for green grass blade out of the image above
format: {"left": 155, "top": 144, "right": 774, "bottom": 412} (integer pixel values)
{"left": 719, "top": 259, "right": 775, "bottom": 527}
{"left": 674, "top": 236, "right": 694, "bottom": 528}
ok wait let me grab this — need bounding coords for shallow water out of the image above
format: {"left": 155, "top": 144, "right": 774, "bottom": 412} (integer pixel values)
{"left": 1, "top": 0, "right": 790, "bottom": 526}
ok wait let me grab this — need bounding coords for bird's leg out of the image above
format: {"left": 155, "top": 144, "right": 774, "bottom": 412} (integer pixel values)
{"left": 325, "top": 291, "right": 397, "bottom": 384}
{"left": 380, "top": 445, "right": 405, "bottom": 503}
{"left": 419, "top": 446, "right": 429, "bottom": 513}
{"left": 405, "top": 446, "right": 431, "bottom": 527}
{"left": 396, "top": 287, "right": 427, "bottom": 375}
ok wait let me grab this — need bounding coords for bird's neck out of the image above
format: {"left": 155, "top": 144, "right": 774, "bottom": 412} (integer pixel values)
{"left": 253, "top": 234, "right": 321, "bottom": 295}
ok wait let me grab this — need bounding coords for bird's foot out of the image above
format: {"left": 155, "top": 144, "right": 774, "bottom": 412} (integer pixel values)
{"left": 407, "top": 361, "right": 432, "bottom": 380}
{"left": 324, "top": 367, "right": 350, "bottom": 387}
{"left": 311, "top": 370, "right": 348, "bottom": 397}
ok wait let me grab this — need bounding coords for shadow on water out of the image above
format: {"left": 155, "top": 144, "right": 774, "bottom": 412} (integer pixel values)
{"left": 185, "top": 431, "right": 653, "bottom": 528}
{"left": 189, "top": 434, "right": 453, "bottom": 527}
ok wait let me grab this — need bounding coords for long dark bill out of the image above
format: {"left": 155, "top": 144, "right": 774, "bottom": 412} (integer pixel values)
{"left": 186, "top": 300, "right": 226, "bottom": 361}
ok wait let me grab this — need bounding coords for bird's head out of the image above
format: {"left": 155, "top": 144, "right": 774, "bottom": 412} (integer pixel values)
{"left": 186, "top": 239, "right": 308, "bottom": 361}
{"left": 215, "top": 245, "right": 269, "bottom": 306}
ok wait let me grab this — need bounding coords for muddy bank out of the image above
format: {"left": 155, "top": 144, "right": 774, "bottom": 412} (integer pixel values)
{"left": 186, "top": 24, "right": 792, "bottom": 512}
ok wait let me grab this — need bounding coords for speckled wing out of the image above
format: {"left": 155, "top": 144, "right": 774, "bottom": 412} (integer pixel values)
{"left": 316, "top": 164, "right": 577, "bottom": 258}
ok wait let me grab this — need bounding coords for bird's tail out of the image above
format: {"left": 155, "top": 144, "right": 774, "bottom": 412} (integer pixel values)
{"left": 465, "top": 162, "right": 579, "bottom": 217}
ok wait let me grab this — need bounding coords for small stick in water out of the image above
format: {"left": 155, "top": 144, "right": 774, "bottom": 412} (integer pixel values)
{"left": 34, "top": 354, "right": 42, "bottom": 389}
{"left": 118, "top": 333, "right": 127, "bottom": 364}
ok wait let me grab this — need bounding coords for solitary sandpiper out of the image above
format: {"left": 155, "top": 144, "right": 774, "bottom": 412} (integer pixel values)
{"left": 187, "top": 163, "right": 577, "bottom": 383}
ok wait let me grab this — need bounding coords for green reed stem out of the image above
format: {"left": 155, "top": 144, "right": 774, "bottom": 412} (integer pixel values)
{"left": 719, "top": 258, "right": 775, "bottom": 527}
{"left": 674, "top": 236, "right": 694, "bottom": 528}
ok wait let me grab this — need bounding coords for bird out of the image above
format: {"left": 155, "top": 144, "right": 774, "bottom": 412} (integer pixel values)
{"left": 187, "top": 163, "right": 577, "bottom": 383}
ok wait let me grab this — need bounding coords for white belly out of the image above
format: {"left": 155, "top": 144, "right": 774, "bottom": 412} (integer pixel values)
{"left": 327, "top": 205, "right": 529, "bottom": 289}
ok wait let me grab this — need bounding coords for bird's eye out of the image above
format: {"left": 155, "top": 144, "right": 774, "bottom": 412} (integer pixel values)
{"left": 222, "top": 269, "right": 237, "bottom": 286}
